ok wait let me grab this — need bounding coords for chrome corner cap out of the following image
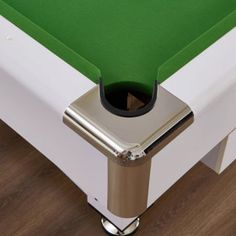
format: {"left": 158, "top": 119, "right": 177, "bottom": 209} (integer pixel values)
{"left": 116, "top": 147, "right": 146, "bottom": 162}
{"left": 63, "top": 85, "right": 193, "bottom": 166}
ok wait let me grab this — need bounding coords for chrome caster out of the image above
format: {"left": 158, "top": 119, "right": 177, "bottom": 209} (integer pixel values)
{"left": 101, "top": 217, "right": 140, "bottom": 235}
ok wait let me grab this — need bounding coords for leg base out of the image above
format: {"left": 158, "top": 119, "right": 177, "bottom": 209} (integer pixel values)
{"left": 101, "top": 217, "right": 140, "bottom": 235}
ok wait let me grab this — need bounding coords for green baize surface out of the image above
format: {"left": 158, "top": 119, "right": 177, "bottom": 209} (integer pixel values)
{"left": 0, "top": 0, "right": 236, "bottom": 91}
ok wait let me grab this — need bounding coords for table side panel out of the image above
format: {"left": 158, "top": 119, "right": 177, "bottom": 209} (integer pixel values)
{"left": 0, "top": 16, "right": 108, "bottom": 206}
{"left": 148, "top": 28, "right": 236, "bottom": 206}
{"left": 219, "top": 129, "right": 236, "bottom": 172}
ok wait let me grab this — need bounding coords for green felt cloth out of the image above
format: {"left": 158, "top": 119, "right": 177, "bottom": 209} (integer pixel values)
{"left": 0, "top": 0, "right": 236, "bottom": 91}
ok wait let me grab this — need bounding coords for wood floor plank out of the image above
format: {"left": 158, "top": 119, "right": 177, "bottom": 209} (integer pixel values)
{"left": 0, "top": 120, "right": 235, "bottom": 236}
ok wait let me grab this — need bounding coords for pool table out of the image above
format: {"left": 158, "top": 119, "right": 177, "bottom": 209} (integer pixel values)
{"left": 0, "top": 0, "right": 236, "bottom": 235}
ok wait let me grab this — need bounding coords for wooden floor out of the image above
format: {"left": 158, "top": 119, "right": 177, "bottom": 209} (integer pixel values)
{"left": 0, "top": 120, "right": 235, "bottom": 236}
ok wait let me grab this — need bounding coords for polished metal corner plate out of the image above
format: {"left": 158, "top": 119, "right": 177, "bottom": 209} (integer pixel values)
{"left": 63, "top": 85, "right": 193, "bottom": 166}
